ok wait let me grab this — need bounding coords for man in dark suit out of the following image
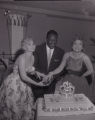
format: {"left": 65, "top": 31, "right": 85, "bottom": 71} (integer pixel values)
{"left": 33, "top": 30, "right": 65, "bottom": 100}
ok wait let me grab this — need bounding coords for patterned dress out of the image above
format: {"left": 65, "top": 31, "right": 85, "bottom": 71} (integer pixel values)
{"left": 55, "top": 53, "right": 93, "bottom": 101}
{"left": 0, "top": 64, "right": 35, "bottom": 120}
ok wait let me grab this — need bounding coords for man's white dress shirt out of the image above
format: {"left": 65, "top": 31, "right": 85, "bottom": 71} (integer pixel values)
{"left": 46, "top": 45, "right": 54, "bottom": 67}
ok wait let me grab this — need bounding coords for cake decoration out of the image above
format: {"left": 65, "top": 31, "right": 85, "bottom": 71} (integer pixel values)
{"left": 59, "top": 81, "right": 75, "bottom": 98}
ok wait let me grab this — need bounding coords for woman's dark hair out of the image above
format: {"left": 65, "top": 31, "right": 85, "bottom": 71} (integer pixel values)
{"left": 46, "top": 30, "right": 58, "bottom": 39}
{"left": 71, "top": 37, "right": 85, "bottom": 52}
{"left": 14, "top": 48, "right": 25, "bottom": 62}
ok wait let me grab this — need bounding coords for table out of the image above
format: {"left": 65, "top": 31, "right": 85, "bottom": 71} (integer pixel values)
{"left": 37, "top": 98, "right": 95, "bottom": 120}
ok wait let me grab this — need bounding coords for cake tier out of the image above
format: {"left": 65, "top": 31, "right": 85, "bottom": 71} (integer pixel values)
{"left": 44, "top": 94, "right": 95, "bottom": 112}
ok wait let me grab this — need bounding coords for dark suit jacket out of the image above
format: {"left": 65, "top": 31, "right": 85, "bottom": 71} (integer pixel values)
{"left": 34, "top": 43, "right": 64, "bottom": 75}
{"left": 32, "top": 43, "right": 65, "bottom": 99}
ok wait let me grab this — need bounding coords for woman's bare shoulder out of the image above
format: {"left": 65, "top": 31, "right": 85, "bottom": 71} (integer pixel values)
{"left": 63, "top": 52, "right": 70, "bottom": 60}
{"left": 82, "top": 53, "right": 91, "bottom": 61}
{"left": 64, "top": 52, "right": 70, "bottom": 57}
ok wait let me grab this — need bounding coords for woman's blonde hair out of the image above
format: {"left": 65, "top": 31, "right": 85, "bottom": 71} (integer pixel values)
{"left": 21, "top": 38, "right": 33, "bottom": 51}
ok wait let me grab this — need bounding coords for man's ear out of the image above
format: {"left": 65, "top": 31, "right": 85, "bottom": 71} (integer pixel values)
{"left": 46, "top": 39, "right": 49, "bottom": 46}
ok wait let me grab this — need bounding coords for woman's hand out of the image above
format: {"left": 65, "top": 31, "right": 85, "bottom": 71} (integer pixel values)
{"left": 42, "top": 72, "right": 54, "bottom": 85}
{"left": 36, "top": 71, "right": 46, "bottom": 79}
{"left": 47, "top": 72, "right": 53, "bottom": 81}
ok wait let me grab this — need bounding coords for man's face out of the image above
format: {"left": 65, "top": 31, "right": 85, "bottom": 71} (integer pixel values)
{"left": 46, "top": 34, "right": 57, "bottom": 49}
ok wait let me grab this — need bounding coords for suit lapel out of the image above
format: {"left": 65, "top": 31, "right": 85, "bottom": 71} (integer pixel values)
{"left": 43, "top": 44, "right": 48, "bottom": 70}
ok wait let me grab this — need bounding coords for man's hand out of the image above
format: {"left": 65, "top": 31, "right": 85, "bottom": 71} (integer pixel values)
{"left": 42, "top": 73, "right": 54, "bottom": 85}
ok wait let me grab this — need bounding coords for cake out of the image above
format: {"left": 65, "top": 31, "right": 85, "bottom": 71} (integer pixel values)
{"left": 43, "top": 81, "right": 95, "bottom": 116}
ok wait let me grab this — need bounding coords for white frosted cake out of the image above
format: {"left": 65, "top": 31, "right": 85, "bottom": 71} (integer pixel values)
{"left": 43, "top": 81, "right": 95, "bottom": 116}
{"left": 44, "top": 94, "right": 95, "bottom": 112}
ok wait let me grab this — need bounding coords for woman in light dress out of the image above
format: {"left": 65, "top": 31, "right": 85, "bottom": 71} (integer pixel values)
{"left": 0, "top": 38, "right": 45, "bottom": 120}
{"left": 47, "top": 39, "right": 94, "bottom": 101}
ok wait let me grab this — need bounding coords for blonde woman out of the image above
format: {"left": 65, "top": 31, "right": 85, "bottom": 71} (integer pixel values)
{"left": 0, "top": 38, "right": 45, "bottom": 120}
